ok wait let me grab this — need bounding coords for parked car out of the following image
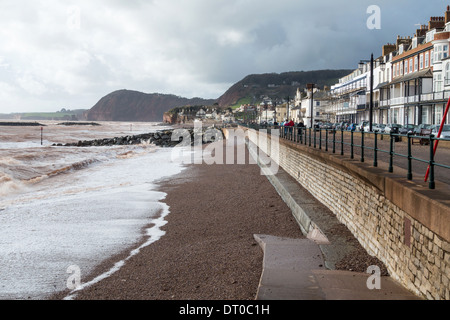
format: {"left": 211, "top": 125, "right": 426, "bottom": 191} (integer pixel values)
{"left": 347, "top": 123, "right": 357, "bottom": 131}
{"left": 335, "top": 122, "right": 349, "bottom": 130}
{"left": 374, "top": 124, "right": 386, "bottom": 133}
{"left": 399, "top": 124, "right": 417, "bottom": 135}
{"left": 357, "top": 121, "right": 369, "bottom": 131}
{"left": 430, "top": 124, "right": 450, "bottom": 139}
{"left": 320, "top": 122, "right": 333, "bottom": 129}
{"left": 384, "top": 124, "right": 403, "bottom": 134}
{"left": 363, "top": 122, "right": 383, "bottom": 132}
{"left": 413, "top": 124, "right": 431, "bottom": 135}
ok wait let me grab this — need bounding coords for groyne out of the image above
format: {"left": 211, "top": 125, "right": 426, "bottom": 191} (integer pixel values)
{"left": 54, "top": 126, "right": 223, "bottom": 148}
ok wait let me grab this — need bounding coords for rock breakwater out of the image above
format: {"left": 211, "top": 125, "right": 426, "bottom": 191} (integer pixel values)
{"left": 53, "top": 127, "right": 223, "bottom": 148}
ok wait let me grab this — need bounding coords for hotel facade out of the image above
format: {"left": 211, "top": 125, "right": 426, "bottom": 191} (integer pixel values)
{"left": 328, "top": 6, "right": 450, "bottom": 127}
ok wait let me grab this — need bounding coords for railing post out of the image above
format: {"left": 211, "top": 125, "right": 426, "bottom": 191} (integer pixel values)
{"left": 350, "top": 131, "right": 354, "bottom": 159}
{"left": 332, "top": 129, "right": 336, "bottom": 154}
{"left": 340, "top": 129, "right": 344, "bottom": 156}
{"left": 429, "top": 135, "right": 435, "bottom": 189}
{"left": 314, "top": 127, "right": 317, "bottom": 148}
{"left": 309, "top": 128, "right": 312, "bottom": 147}
{"left": 388, "top": 132, "right": 394, "bottom": 173}
{"left": 319, "top": 128, "right": 322, "bottom": 150}
{"left": 361, "top": 130, "right": 365, "bottom": 163}
{"left": 373, "top": 132, "right": 378, "bottom": 167}
{"left": 407, "top": 133, "right": 413, "bottom": 180}
{"left": 325, "top": 129, "right": 329, "bottom": 152}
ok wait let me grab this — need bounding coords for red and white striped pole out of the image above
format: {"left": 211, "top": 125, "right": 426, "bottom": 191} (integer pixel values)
{"left": 424, "top": 96, "right": 450, "bottom": 182}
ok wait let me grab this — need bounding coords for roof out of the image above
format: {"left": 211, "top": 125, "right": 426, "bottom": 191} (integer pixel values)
{"left": 389, "top": 68, "right": 433, "bottom": 85}
{"left": 375, "top": 81, "right": 391, "bottom": 89}
{"left": 392, "top": 42, "right": 433, "bottom": 62}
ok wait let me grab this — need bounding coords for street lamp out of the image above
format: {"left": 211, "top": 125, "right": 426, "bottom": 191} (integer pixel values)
{"left": 273, "top": 101, "right": 277, "bottom": 124}
{"left": 359, "top": 54, "right": 385, "bottom": 132}
{"left": 285, "top": 96, "right": 290, "bottom": 121}
{"left": 307, "top": 83, "right": 315, "bottom": 128}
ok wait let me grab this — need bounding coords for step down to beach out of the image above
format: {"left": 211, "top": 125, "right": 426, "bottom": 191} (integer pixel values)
{"left": 254, "top": 234, "right": 422, "bottom": 300}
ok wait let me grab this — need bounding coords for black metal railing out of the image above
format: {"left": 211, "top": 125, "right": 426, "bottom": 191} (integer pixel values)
{"left": 241, "top": 123, "right": 450, "bottom": 190}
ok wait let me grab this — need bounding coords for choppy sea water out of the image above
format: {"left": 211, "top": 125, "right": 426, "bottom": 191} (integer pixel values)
{"left": 0, "top": 121, "right": 185, "bottom": 299}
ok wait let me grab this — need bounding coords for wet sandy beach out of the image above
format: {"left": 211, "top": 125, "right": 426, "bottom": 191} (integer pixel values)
{"left": 51, "top": 140, "right": 304, "bottom": 300}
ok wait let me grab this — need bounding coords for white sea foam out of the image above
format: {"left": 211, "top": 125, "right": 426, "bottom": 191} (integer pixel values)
{"left": 0, "top": 122, "right": 186, "bottom": 299}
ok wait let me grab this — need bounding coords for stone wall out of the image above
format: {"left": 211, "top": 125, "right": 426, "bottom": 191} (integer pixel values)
{"left": 244, "top": 127, "right": 450, "bottom": 300}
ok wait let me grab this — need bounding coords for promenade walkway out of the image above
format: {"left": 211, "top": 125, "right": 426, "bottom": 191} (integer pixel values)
{"left": 281, "top": 128, "right": 450, "bottom": 187}
{"left": 251, "top": 161, "right": 422, "bottom": 300}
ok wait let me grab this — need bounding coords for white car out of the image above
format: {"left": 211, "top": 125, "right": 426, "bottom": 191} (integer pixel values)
{"left": 384, "top": 124, "right": 403, "bottom": 134}
{"left": 357, "top": 121, "right": 369, "bottom": 131}
{"left": 363, "top": 123, "right": 378, "bottom": 132}
{"left": 431, "top": 124, "right": 450, "bottom": 139}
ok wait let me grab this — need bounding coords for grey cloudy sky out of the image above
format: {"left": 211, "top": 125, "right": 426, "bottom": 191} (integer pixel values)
{"left": 0, "top": 0, "right": 447, "bottom": 113}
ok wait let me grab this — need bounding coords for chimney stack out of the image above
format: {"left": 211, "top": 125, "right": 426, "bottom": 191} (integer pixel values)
{"left": 429, "top": 16, "right": 445, "bottom": 30}
{"left": 382, "top": 43, "right": 397, "bottom": 56}
{"left": 446, "top": 5, "right": 450, "bottom": 23}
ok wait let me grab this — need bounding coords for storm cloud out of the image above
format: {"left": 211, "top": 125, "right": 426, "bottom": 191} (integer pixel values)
{"left": 0, "top": 0, "right": 446, "bottom": 112}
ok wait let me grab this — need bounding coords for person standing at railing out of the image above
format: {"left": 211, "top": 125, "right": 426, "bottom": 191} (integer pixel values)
{"left": 286, "top": 119, "right": 295, "bottom": 138}
{"left": 281, "top": 119, "right": 287, "bottom": 136}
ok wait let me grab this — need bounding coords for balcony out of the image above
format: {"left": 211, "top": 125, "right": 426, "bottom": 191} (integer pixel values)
{"left": 420, "top": 90, "right": 450, "bottom": 102}
{"left": 380, "top": 100, "right": 390, "bottom": 107}
{"left": 406, "top": 95, "right": 419, "bottom": 103}
{"left": 357, "top": 104, "right": 366, "bottom": 110}
{"left": 390, "top": 97, "right": 405, "bottom": 105}
{"left": 331, "top": 89, "right": 450, "bottom": 113}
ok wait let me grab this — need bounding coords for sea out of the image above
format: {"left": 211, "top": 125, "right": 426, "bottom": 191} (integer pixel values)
{"left": 0, "top": 121, "right": 187, "bottom": 300}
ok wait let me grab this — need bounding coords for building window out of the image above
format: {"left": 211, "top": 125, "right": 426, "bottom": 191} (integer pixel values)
{"left": 436, "top": 107, "right": 443, "bottom": 125}
{"left": 414, "top": 56, "right": 418, "bottom": 72}
{"left": 431, "top": 50, "right": 434, "bottom": 65}
{"left": 405, "top": 60, "right": 408, "bottom": 74}
{"left": 435, "top": 73, "right": 443, "bottom": 92}
{"left": 425, "top": 52, "right": 429, "bottom": 68}
{"left": 409, "top": 58, "right": 413, "bottom": 73}
{"left": 400, "top": 62, "right": 403, "bottom": 75}
{"left": 393, "top": 109, "right": 399, "bottom": 123}
{"left": 435, "top": 45, "right": 448, "bottom": 62}
{"left": 420, "top": 54, "right": 423, "bottom": 69}
{"left": 446, "top": 63, "right": 450, "bottom": 85}
{"left": 422, "top": 107, "right": 429, "bottom": 124}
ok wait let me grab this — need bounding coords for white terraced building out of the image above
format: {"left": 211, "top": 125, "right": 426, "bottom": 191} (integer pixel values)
{"left": 328, "top": 6, "right": 450, "bottom": 128}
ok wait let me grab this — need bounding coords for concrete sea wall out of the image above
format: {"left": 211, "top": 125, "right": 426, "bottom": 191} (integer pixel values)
{"left": 230, "top": 127, "right": 450, "bottom": 300}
